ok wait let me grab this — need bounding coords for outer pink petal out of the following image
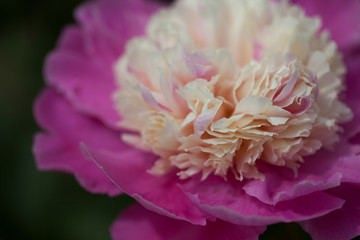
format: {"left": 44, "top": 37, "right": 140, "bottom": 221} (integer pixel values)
{"left": 291, "top": 0, "right": 360, "bottom": 50}
{"left": 83, "top": 146, "right": 208, "bottom": 225}
{"left": 300, "top": 183, "right": 360, "bottom": 240}
{"left": 181, "top": 175, "right": 345, "bottom": 226}
{"left": 45, "top": 0, "right": 163, "bottom": 128}
{"left": 84, "top": 141, "right": 348, "bottom": 226}
{"left": 74, "top": 0, "right": 163, "bottom": 60}
{"left": 291, "top": 0, "right": 360, "bottom": 140}
{"left": 242, "top": 143, "right": 360, "bottom": 205}
{"left": 110, "top": 204, "right": 266, "bottom": 240}
{"left": 343, "top": 49, "right": 360, "bottom": 140}
{"left": 33, "top": 88, "right": 123, "bottom": 195}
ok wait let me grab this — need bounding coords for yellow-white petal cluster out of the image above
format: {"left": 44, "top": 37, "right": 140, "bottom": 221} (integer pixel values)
{"left": 114, "top": 0, "right": 352, "bottom": 181}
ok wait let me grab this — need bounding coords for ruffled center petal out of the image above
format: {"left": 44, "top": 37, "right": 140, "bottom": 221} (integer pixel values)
{"left": 113, "top": 0, "right": 352, "bottom": 181}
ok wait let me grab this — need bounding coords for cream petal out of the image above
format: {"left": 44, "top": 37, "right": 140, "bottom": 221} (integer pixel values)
{"left": 113, "top": 0, "right": 352, "bottom": 181}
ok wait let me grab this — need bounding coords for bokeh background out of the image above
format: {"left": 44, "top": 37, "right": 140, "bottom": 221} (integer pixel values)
{"left": 1, "top": 0, "right": 356, "bottom": 239}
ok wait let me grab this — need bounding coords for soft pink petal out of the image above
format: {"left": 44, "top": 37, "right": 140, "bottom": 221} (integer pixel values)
{"left": 84, "top": 139, "right": 349, "bottom": 226}
{"left": 74, "top": 0, "right": 163, "bottom": 63}
{"left": 343, "top": 48, "right": 360, "bottom": 140}
{"left": 45, "top": 0, "right": 164, "bottom": 128}
{"left": 181, "top": 175, "right": 345, "bottom": 226}
{"left": 243, "top": 143, "right": 360, "bottom": 205}
{"left": 273, "top": 69, "right": 299, "bottom": 103}
{"left": 292, "top": 0, "right": 360, "bottom": 50}
{"left": 57, "top": 26, "right": 85, "bottom": 54}
{"left": 33, "top": 88, "right": 123, "bottom": 195}
{"left": 292, "top": 1, "right": 360, "bottom": 141}
{"left": 111, "top": 204, "right": 266, "bottom": 240}
{"left": 300, "top": 183, "right": 360, "bottom": 240}
{"left": 291, "top": 0, "right": 360, "bottom": 140}
{"left": 82, "top": 146, "right": 208, "bottom": 225}
{"left": 45, "top": 48, "right": 120, "bottom": 127}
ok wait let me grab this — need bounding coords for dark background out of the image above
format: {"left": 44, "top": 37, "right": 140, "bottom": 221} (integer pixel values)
{"left": 1, "top": 0, "right": 350, "bottom": 239}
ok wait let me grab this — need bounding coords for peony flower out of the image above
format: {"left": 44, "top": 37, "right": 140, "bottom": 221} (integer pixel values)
{"left": 33, "top": 0, "right": 360, "bottom": 239}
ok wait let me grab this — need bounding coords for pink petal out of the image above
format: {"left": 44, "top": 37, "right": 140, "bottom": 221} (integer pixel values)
{"left": 140, "top": 85, "right": 161, "bottom": 109}
{"left": 179, "top": 45, "right": 214, "bottom": 78}
{"left": 111, "top": 204, "right": 266, "bottom": 240}
{"left": 33, "top": 88, "right": 123, "bottom": 196}
{"left": 243, "top": 142, "right": 360, "bottom": 205}
{"left": 273, "top": 69, "right": 299, "bottom": 103}
{"left": 292, "top": 0, "right": 360, "bottom": 50}
{"left": 292, "top": 1, "right": 360, "bottom": 141}
{"left": 45, "top": 46, "right": 120, "bottom": 128}
{"left": 74, "top": 0, "right": 163, "bottom": 63}
{"left": 84, "top": 138, "right": 352, "bottom": 226}
{"left": 195, "top": 111, "right": 216, "bottom": 136}
{"left": 82, "top": 145, "right": 208, "bottom": 225}
{"left": 45, "top": 0, "right": 164, "bottom": 128}
{"left": 291, "top": 96, "right": 311, "bottom": 116}
{"left": 181, "top": 175, "right": 345, "bottom": 226}
{"left": 300, "top": 183, "right": 360, "bottom": 240}
{"left": 57, "top": 26, "right": 85, "bottom": 54}
{"left": 343, "top": 49, "right": 360, "bottom": 140}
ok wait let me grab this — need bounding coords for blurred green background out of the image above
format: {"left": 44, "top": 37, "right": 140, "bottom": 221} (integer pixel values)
{"left": 1, "top": 0, "right": 133, "bottom": 239}
{"left": 1, "top": 0, "right": 351, "bottom": 239}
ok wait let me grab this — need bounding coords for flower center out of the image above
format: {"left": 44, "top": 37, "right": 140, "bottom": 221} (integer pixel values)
{"left": 113, "top": 0, "right": 352, "bottom": 181}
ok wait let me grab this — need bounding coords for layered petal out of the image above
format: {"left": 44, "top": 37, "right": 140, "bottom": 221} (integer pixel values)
{"left": 80, "top": 134, "right": 352, "bottom": 227}
{"left": 33, "top": 0, "right": 360, "bottom": 239}
{"left": 82, "top": 145, "right": 208, "bottom": 225}
{"left": 111, "top": 204, "right": 266, "bottom": 240}
{"left": 292, "top": 0, "right": 360, "bottom": 140}
{"left": 33, "top": 88, "right": 122, "bottom": 195}
{"left": 300, "top": 183, "right": 360, "bottom": 240}
{"left": 181, "top": 175, "right": 345, "bottom": 226}
{"left": 114, "top": 0, "right": 352, "bottom": 183}
{"left": 242, "top": 142, "right": 360, "bottom": 205}
{"left": 44, "top": 0, "right": 163, "bottom": 127}
{"left": 343, "top": 49, "right": 360, "bottom": 139}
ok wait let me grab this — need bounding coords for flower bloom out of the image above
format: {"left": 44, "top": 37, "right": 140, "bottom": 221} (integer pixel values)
{"left": 33, "top": 0, "right": 360, "bottom": 239}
